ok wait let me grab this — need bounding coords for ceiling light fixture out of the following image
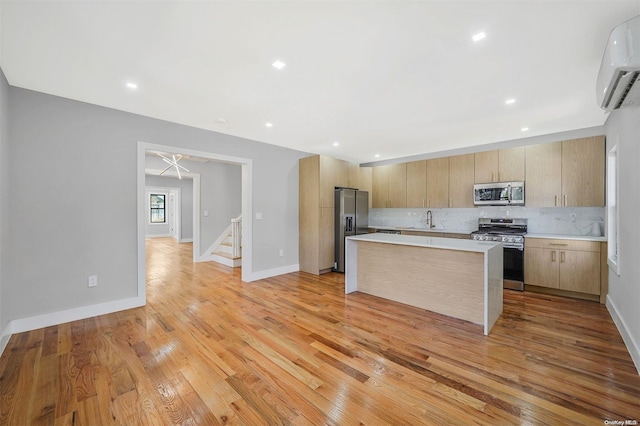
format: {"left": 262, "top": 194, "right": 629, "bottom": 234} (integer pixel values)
{"left": 472, "top": 32, "right": 486, "bottom": 42}
{"left": 272, "top": 60, "right": 286, "bottom": 70}
{"left": 265, "top": 122, "right": 273, "bottom": 128}
{"left": 374, "top": 154, "right": 381, "bottom": 158}
{"left": 157, "top": 153, "right": 189, "bottom": 180}
{"left": 521, "top": 127, "right": 529, "bottom": 132}
{"left": 126, "top": 82, "right": 138, "bottom": 89}
{"left": 216, "top": 117, "right": 227, "bottom": 124}
{"left": 505, "top": 99, "right": 516, "bottom": 105}
{"left": 333, "top": 142, "right": 339, "bottom": 147}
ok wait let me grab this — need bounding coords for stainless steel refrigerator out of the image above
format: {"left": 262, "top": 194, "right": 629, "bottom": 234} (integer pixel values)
{"left": 334, "top": 188, "right": 369, "bottom": 272}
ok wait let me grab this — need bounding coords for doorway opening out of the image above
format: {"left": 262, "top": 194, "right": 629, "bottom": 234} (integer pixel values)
{"left": 137, "top": 142, "right": 254, "bottom": 304}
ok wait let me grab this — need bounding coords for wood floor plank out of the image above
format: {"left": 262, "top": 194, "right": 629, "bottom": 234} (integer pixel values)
{"left": 0, "top": 237, "right": 638, "bottom": 425}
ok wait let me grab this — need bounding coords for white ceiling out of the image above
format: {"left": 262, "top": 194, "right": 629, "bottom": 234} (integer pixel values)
{"left": 1, "top": 1, "right": 638, "bottom": 164}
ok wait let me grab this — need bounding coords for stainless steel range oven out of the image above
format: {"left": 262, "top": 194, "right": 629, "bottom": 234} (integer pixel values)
{"left": 470, "top": 218, "right": 527, "bottom": 291}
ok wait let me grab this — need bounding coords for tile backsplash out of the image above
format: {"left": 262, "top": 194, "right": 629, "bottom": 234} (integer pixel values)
{"left": 369, "top": 207, "right": 605, "bottom": 237}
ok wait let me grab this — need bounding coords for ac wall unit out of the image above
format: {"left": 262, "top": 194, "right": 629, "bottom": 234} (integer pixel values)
{"left": 596, "top": 15, "right": 640, "bottom": 111}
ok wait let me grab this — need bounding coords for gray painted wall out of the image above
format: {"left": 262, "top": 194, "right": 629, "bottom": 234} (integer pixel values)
{"left": 145, "top": 174, "right": 195, "bottom": 240}
{"left": 0, "top": 67, "right": 9, "bottom": 332}
{"left": 145, "top": 157, "right": 241, "bottom": 256}
{"left": 6, "top": 87, "right": 309, "bottom": 323}
{"left": 605, "top": 106, "right": 640, "bottom": 370}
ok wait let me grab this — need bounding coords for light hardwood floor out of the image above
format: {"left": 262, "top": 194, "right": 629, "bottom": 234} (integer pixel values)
{"left": 1, "top": 237, "right": 639, "bottom": 425}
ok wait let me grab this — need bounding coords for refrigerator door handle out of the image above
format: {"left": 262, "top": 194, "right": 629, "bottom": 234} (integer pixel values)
{"left": 346, "top": 216, "right": 353, "bottom": 232}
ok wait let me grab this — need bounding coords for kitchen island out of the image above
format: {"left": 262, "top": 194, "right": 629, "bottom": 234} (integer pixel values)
{"left": 345, "top": 233, "right": 503, "bottom": 335}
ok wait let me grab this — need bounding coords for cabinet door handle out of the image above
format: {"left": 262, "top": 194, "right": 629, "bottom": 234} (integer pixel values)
{"left": 422, "top": 198, "right": 425, "bottom": 208}
{"left": 551, "top": 251, "right": 556, "bottom": 262}
{"left": 563, "top": 194, "right": 567, "bottom": 206}
{"left": 427, "top": 199, "right": 430, "bottom": 208}
{"left": 491, "top": 172, "right": 495, "bottom": 182}
{"left": 560, "top": 251, "right": 565, "bottom": 263}
{"left": 554, "top": 195, "right": 558, "bottom": 207}
{"left": 549, "top": 243, "right": 568, "bottom": 246}
{"left": 449, "top": 197, "right": 452, "bottom": 208}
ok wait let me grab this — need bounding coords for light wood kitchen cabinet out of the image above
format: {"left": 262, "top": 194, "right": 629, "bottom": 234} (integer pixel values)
{"left": 406, "top": 160, "right": 427, "bottom": 208}
{"left": 525, "top": 238, "right": 601, "bottom": 297}
{"left": 299, "top": 155, "right": 360, "bottom": 275}
{"left": 347, "top": 162, "right": 360, "bottom": 189}
{"left": 474, "top": 150, "right": 499, "bottom": 183}
{"left": 475, "top": 147, "right": 525, "bottom": 183}
{"left": 561, "top": 136, "right": 605, "bottom": 207}
{"left": 319, "top": 156, "right": 348, "bottom": 208}
{"left": 388, "top": 163, "right": 407, "bottom": 208}
{"left": 373, "top": 164, "right": 407, "bottom": 208}
{"left": 525, "top": 136, "right": 604, "bottom": 207}
{"left": 372, "top": 166, "right": 389, "bottom": 208}
{"left": 358, "top": 167, "right": 373, "bottom": 209}
{"left": 426, "top": 157, "right": 449, "bottom": 208}
{"left": 449, "top": 154, "right": 475, "bottom": 208}
{"left": 525, "top": 142, "right": 563, "bottom": 207}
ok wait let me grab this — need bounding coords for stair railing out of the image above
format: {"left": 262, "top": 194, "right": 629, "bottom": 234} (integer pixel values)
{"left": 231, "top": 215, "right": 242, "bottom": 258}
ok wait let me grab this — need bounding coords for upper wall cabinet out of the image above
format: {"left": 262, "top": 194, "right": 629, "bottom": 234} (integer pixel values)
{"left": 373, "top": 164, "right": 407, "bottom": 208}
{"left": 426, "top": 158, "right": 449, "bottom": 208}
{"left": 525, "top": 136, "right": 604, "bottom": 207}
{"left": 525, "top": 142, "right": 563, "bottom": 207}
{"left": 406, "top": 160, "right": 427, "bottom": 208}
{"left": 372, "top": 165, "right": 389, "bottom": 208}
{"left": 475, "top": 147, "right": 525, "bottom": 183}
{"left": 319, "top": 156, "right": 348, "bottom": 208}
{"left": 561, "top": 136, "right": 605, "bottom": 207}
{"left": 449, "top": 154, "right": 475, "bottom": 208}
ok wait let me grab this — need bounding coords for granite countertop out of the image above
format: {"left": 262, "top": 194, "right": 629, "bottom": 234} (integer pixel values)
{"left": 368, "top": 226, "right": 473, "bottom": 235}
{"left": 525, "top": 233, "right": 607, "bottom": 242}
{"left": 347, "top": 233, "right": 500, "bottom": 253}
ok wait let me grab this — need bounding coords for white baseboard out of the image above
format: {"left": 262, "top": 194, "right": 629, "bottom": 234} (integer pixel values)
{"left": 0, "top": 327, "right": 11, "bottom": 357}
{"left": 244, "top": 263, "right": 299, "bottom": 282}
{"left": 180, "top": 238, "right": 193, "bottom": 243}
{"left": 145, "top": 234, "right": 171, "bottom": 239}
{"left": 606, "top": 295, "right": 640, "bottom": 375}
{"left": 0, "top": 296, "right": 145, "bottom": 356}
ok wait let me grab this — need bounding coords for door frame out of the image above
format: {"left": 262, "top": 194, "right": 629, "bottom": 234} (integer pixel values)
{"left": 137, "top": 142, "right": 254, "bottom": 303}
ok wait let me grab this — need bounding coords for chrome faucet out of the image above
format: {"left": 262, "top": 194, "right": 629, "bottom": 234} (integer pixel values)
{"left": 425, "top": 210, "right": 434, "bottom": 229}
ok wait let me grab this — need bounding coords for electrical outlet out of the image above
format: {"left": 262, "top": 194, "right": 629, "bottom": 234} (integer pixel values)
{"left": 88, "top": 275, "right": 98, "bottom": 288}
{"left": 279, "top": 249, "right": 284, "bottom": 257}
{"left": 570, "top": 213, "right": 577, "bottom": 222}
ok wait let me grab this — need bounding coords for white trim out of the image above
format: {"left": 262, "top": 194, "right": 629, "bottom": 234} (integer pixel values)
{"left": 139, "top": 142, "right": 253, "bottom": 286}
{"left": 209, "top": 253, "right": 242, "bottom": 268}
{"left": 243, "top": 264, "right": 299, "bottom": 282}
{"left": 197, "top": 222, "right": 233, "bottom": 262}
{"left": 145, "top": 234, "right": 172, "bottom": 238}
{"left": 606, "top": 295, "right": 640, "bottom": 375}
{"left": 0, "top": 296, "right": 145, "bottom": 355}
{"left": 0, "top": 327, "right": 11, "bottom": 356}
{"left": 180, "top": 238, "right": 193, "bottom": 243}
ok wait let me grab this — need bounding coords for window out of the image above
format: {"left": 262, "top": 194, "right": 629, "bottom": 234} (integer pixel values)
{"left": 607, "top": 143, "right": 620, "bottom": 275}
{"left": 150, "top": 194, "right": 166, "bottom": 223}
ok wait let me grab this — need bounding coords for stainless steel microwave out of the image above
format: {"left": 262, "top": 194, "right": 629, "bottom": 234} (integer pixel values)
{"left": 473, "top": 181, "right": 525, "bottom": 206}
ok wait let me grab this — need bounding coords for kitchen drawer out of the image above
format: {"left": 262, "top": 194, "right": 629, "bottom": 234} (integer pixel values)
{"left": 525, "top": 238, "right": 600, "bottom": 252}
{"left": 401, "top": 230, "right": 444, "bottom": 237}
{"left": 445, "top": 233, "right": 470, "bottom": 239}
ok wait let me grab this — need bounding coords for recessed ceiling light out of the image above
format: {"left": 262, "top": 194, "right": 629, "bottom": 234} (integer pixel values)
{"left": 505, "top": 99, "right": 516, "bottom": 105}
{"left": 521, "top": 127, "right": 529, "bottom": 132}
{"left": 374, "top": 154, "right": 380, "bottom": 158}
{"left": 265, "top": 122, "right": 273, "bottom": 128}
{"left": 216, "top": 117, "right": 227, "bottom": 124}
{"left": 472, "top": 32, "right": 486, "bottom": 42}
{"left": 126, "top": 82, "right": 138, "bottom": 89}
{"left": 333, "top": 141, "right": 339, "bottom": 147}
{"left": 272, "top": 60, "right": 286, "bottom": 70}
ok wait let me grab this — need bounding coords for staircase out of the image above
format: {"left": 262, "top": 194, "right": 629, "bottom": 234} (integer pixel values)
{"left": 211, "top": 216, "right": 242, "bottom": 268}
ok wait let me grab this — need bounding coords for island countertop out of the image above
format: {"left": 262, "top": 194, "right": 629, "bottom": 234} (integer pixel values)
{"left": 345, "top": 233, "right": 504, "bottom": 335}
{"left": 346, "top": 233, "right": 502, "bottom": 253}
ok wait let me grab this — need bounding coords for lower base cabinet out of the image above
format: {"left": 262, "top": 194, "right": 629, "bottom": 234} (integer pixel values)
{"left": 524, "top": 238, "right": 601, "bottom": 297}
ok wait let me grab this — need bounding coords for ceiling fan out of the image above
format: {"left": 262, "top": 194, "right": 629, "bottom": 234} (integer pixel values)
{"left": 157, "top": 153, "right": 189, "bottom": 179}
